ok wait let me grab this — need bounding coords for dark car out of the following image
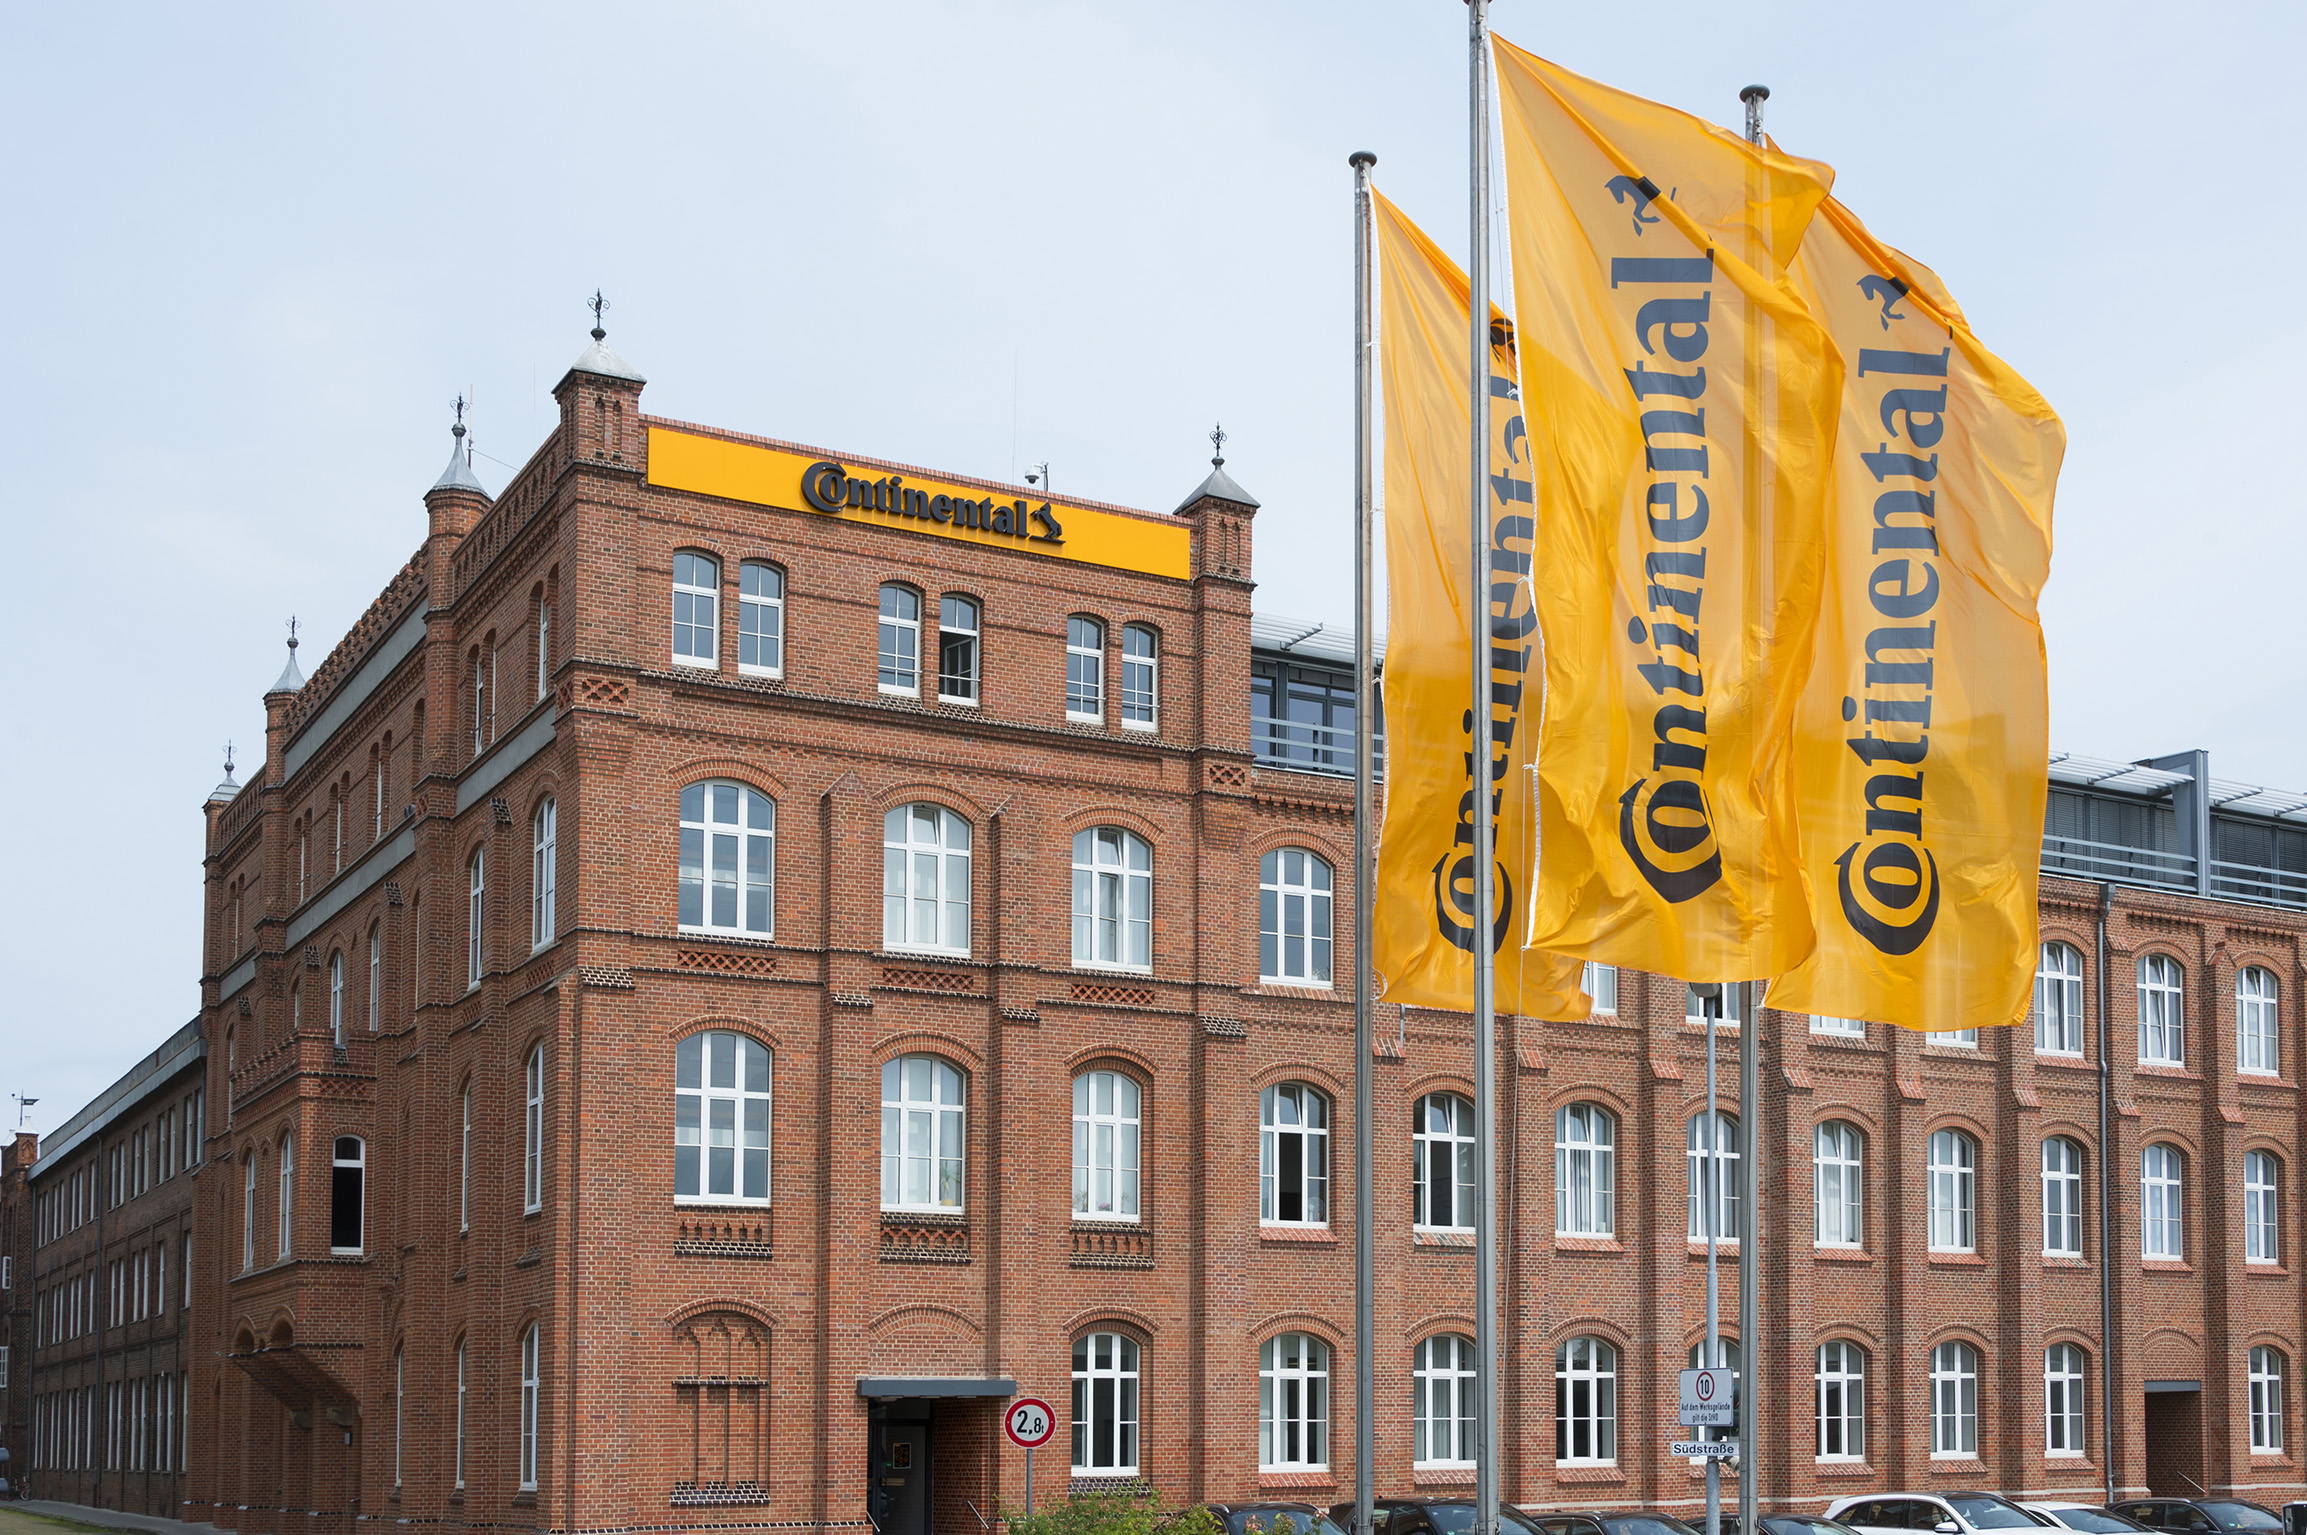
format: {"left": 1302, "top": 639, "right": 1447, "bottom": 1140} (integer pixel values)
{"left": 1720, "top": 1517, "right": 1869, "bottom": 1535}
{"left": 2020, "top": 1506, "right": 2156, "bottom": 1535}
{"left": 1206, "top": 1503, "right": 1348, "bottom": 1535}
{"left": 1328, "top": 1499, "right": 1549, "bottom": 1535}
{"left": 2115, "top": 1503, "right": 2284, "bottom": 1535}
{"left": 1524, "top": 1511, "right": 1705, "bottom": 1535}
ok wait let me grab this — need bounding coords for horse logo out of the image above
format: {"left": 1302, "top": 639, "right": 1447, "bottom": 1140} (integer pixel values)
{"left": 1604, "top": 174, "right": 1668, "bottom": 236}
{"left": 1857, "top": 273, "right": 1909, "bottom": 330}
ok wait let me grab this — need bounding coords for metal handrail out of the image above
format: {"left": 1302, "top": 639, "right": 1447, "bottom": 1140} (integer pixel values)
{"left": 1251, "top": 718, "right": 1385, "bottom": 778}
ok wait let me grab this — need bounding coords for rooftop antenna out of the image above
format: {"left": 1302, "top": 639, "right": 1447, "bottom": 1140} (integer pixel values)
{"left": 589, "top": 289, "right": 610, "bottom": 341}
{"left": 1026, "top": 461, "right": 1049, "bottom": 493}
{"left": 286, "top": 616, "right": 300, "bottom": 656}
{"left": 1210, "top": 421, "right": 1228, "bottom": 467}
{"left": 13, "top": 1093, "right": 37, "bottom": 1129}
{"left": 453, "top": 393, "right": 470, "bottom": 464}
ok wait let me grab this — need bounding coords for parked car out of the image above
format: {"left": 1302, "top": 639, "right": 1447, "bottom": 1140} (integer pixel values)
{"left": 1205, "top": 1504, "right": 1347, "bottom": 1535}
{"left": 1719, "top": 1517, "right": 1868, "bottom": 1535}
{"left": 1328, "top": 1499, "right": 1548, "bottom": 1535}
{"left": 1828, "top": 1495, "right": 2053, "bottom": 1535}
{"left": 2020, "top": 1505, "right": 2154, "bottom": 1534}
{"left": 1523, "top": 1511, "right": 1704, "bottom": 1535}
{"left": 2114, "top": 1503, "right": 2284, "bottom": 1535}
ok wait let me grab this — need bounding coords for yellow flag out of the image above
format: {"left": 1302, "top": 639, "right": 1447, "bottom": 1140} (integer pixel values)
{"left": 1370, "top": 188, "right": 1589, "bottom": 1022}
{"left": 1769, "top": 197, "right": 2063, "bottom": 1032}
{"left": 1493, "top": 38, "right": 1845, "bottom": 982}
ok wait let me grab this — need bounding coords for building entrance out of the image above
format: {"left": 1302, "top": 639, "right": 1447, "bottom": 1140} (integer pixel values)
{"left": 2144, "top": 1384, "right": 2205, "bottom": 1497}
{"left": 870, "top": 1414, "right": 933, "bottom": 1535}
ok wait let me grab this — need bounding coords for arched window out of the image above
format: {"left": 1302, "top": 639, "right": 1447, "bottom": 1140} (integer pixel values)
{"left": 1554, "top": 1336, "right": 1617, "bottom": 1465}
{"left": 523, "top": 1045, "right": 545, "bottom": 1214}
{"left": 1119, "top": 625, "right": 1158, "bottom": 728}
{"left": 2139, "top": 954, "right": 2185, "bottom": 1065}
{"left": 1686, "top": 1339, "right": 1739, "bottom": 1447}
{"left": 672, "top": 551, "right": 719, "bottom": 667}
{"left": 1814, "top": 1121, "right": 1862, "bottom": 1248}
{"left": 1066, "top": 616, "right": 1104, "bottom": 722}
{"left": 877, "top": 584, "right": 919, "bottom": 694}
{"left": 1929, "top": 1341, "right": 1978, "bottom": 1456}
{"left": 937, "top": 594, "right": 980, "bottom": 704}
{"left": 2037, "top": 942, "right": 2085, "bottom": 1055}
{"left": 1554, "top": 1103, "right": 1615, "bottom": 1237}
{"left": 535, "top": 585, "right": 553, "bottom": 700}
{"left": 676, "top": 1031, "right": 772, "bottom": 1205}
{"left": 680, "top": 782, "right": 774, "bottom": 937}
{"left": 453, "top": 1336, "right": 468, "bottom": 1490}
{"left": 393, "top": 1345, "right": 405, "bottom": 1488}
{"left": 469, "top": 647, "right": 490, "bottom": 756}
{"left": 1258, "top": 849, "right": 1334, "bottom": 986}
{"left": 2042, "top": 1137, "right": 2084, "bottom": 1257}
{"left": 518, "top": 1323, "right": 539, "bottom": 1491}
{"left": 2241, "top": 967, "right": 2280, "bottom": 1077}
{"left": 1413, "top": 1335, "right": 1476, "bottom": 1468}
{"left": 1258, "top": 1333, "right": 1329, "bottom": 1470}
{"left": 2142, "top": 1143, "right": 2183, "bottom": 1259}
{"left": 409, "top": 891, "right": 422, "bottom": 1016}
{"left": 467, "top": 848, "right": 485, "bottom": 990}
{"left": 1072, "top": 1070, "right": 1140, "bottom": 1220}
{"left": 1072, "top": 827, "right": 1151, "bottom": 970}
{"left": 883, "top": 804, "right": 968, "bottom": 953}
{"left": 2247, "top": 1151, "right": 2281, "bottom": 1264}
{"left": 880, "top": 1055, "right": 964, "bottom": 1211}
{"left": 241, "top": 1155, "right": 256, "bottom": 1271}
{"left": 458, "top": 1079, "right": 472, "bottom": 1233}
{"left": 1927, "top": 1130, "right": 1975, "bottom": 1252}
{"left": 367, "top": 922, "right": 381, "bottom": 1031}
{"left": 328, "top": 950, "right": 345, "bottom": 1047}
{"left": 277, "top": 1133, "right": 295, "bottom": 1258}
{"left": 532, "top": 798, "right": 557, "bottom": 950}
{"left": 1260, "top": 1083, "right": 1329, "bottom": 1226}
{"left": 1815, "top": 1341, "right": 1866, "bottom": 1460}
{"left": 1070, "top": 1333, "right": 1139, "bottom": 1477}
{"left": 1687, "top": 1112, "right": 1741, "bottom": 1240}
{"left": 738, "top": 562, "right": 783, "bottom": 677}
{"left": 330, "top": 1136, "right": 364, "bottom": 1254}
{"left": 2251, "top": 1346, "right": 2288, "bottom": 1452}
{"left": 2045, "top": 1344, "right": 2085, "bottom": 1456}
{"left": 1413, "top": 1093, "right": 1475, "bottom": 1232}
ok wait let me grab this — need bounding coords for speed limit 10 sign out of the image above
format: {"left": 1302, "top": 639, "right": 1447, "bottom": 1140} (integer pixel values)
{"left": 1005, "top": 1397, "right": 1057, "bottom": 1449}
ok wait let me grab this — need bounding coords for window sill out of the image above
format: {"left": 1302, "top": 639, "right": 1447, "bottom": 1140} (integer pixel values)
{"left": 1066, "top": 715, "right": 1105, "bottom": 729}
{"left": 1554, "top": 1235, "right": 1624, "bottom": 1254}
{"left": 2135, "top": 1062, "right": 2198, "bottom": 1080}
{"left": 878, "top": 687, "right": 920, "bottom": 700}
{"left": 1552, "top": 1466, "right": 1625, "bottom": 1485}
{"left": 1412, "top": 1470, "right": 1476, "bottom": 1488}
{"left": 1688, "top": 1239, "right": 1741, "bottom": 1258}
{"left": 1815, "top": 1247, "right": 1874, "bottom": 1264}
{"left": 936, "top": 696, "right": 980, "bottom": 709}
{"left": 1259, "top": 1225, "right": 1338, "bottom": 1246}
{"left": 2248, "top": 1263, "right": 2291, "bottom": 1277}
{"left": 737, "top": 667, "right": 783, "bottom": 682}
{"left": 1257, "top": 1472, "right": 1337, "bottom": 1491}
{"left": 1120, "top": 721, "right": 1159, "bottom": 734}
{"left": 1814, "top": 1461, "right": 1874, "bottom": 1478}
{"left": 513, "top": 1491, "right": 538, "bottom": 1507}
{"left": 2142, "top": 1258, "right": 2195, "bottom": 1273}
{"left": 2035, "top": 1051, "right": 2091, "bottom": 1067}
{"left": 1253, "top": 981, "right": 1337, "bottom": 997}
{"left": 2251, "top": 1452, "right": 2296, "bottom": 1465}
{"left": 1929, "top": 1458, "right": 1990, "bottom": 1475}
{"left": 1928, "top": 1251, "right": 1986, "bottom": 1267}
{"left": 2042, "top": 1254, "right": 2092, "bottom": 1269}
{"left": 1415, "top": 1230, "right": 1476, "bottom": 1250}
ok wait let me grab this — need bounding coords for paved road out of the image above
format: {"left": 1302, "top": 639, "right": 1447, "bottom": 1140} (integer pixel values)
{"left": 0, "top": 1503, "right": 229, "bottom": 1535}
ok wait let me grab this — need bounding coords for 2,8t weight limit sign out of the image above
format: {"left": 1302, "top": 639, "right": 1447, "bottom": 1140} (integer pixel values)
{"left": 1006, "top": 1398, "right": 1057, "bottom": 1448}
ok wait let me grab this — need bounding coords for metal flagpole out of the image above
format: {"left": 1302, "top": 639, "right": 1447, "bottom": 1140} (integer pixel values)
{"left": 1350, "top": 145, "right": 1379, "bottom": 1535}
{"left": 1706, "top": 1011, "right": 1721, "bottom": 1535}
{"left": 1468, "top": 6, "right": 1501, "bottom": 1535}
{"left": 1737, "top": 82, "right": 1770, "bottom": 1535}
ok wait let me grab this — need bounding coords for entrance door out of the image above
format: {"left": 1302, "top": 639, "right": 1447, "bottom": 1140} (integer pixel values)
{"left": 2143, "top": 1389, "right": 2204, "bottom": 1497}
{"left": 873, "top": 1421, "right": 932, "bottom": 1535}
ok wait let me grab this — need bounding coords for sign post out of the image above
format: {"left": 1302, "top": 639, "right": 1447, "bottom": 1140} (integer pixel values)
{"left": 1005, "top": 1397, "right": 1057, "bottom": 1517}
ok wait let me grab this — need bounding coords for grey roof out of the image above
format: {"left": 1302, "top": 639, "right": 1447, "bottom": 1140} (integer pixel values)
{"left": 1173, "top": 460, "right": 1259, "bottom": 513}
{"left": 567, "top": 335, "right": 646, "bottom": 384}
{"left": 1251, "top": 611, "right": 1386, "bottom": 668}
{"left": 29, "top": 1018, "right": 205, "bottom": 1179}
{"left": 269, "top": 641, "right": 305, "bottom": 694}
{"left": 208, "top": 771, "right": 240, "bottom": 804}
{"left": 431, "top": 428, "right": 485, "bottom": 494}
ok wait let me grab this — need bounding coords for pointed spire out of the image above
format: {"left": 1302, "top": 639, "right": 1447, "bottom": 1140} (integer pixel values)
{"left": 1173, "top": 421, "right": 1260, "bottom": 512}
{"left": 269, "top": 620, "right": 304, "bottom": 695}
{"left": 209, "top": 741, "right": 241, "bottom": 804}
{"left": 431, "top": 394, "right": 485, "bottom": 494}
{"left": 567, "top": 290, "right": 645, "bottom": 383}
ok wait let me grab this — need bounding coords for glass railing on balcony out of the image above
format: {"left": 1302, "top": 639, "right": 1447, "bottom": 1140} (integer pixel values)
{"left": 2038, "top": 833, "right": 2194, "bottom": 890}
{"left": 1252, "top": 717, "right": 1385, "bottom": 778}
{"left": 2210, "top": 859, "right": 2307, "bottom": 909}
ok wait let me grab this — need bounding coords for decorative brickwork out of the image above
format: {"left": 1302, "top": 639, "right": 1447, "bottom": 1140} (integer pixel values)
{"left": 1070, "top": 980, "right": 1156, "bottom": 1008}
{"left": 674, "top": 1215, "right": 774, "bottom": 1258}
{"left": 879, "top": 1214, "right": 970, "bottom": 1265}
{"left": 1069, "top": 1223, "right": 1153, "bottom": 1269}
{"left": 678, "top": 946, "right": 778, "bottom": 977}
{"left": 880, "top": 966, "right": 978, "bottom": 994}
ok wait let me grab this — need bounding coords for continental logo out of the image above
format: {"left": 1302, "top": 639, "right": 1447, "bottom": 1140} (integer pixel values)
{"left": 799, "top": 459, "right": 1065, "bottom": 544}
{"left": 1612, "top": 237, "right": 1722, "bottom": 905}
{"left": 1832, "top": 277, "right": 1951, "bottom": 957}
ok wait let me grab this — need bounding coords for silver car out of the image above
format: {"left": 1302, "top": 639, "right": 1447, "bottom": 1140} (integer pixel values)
{"left": 1827, "top": 1495, "right": 2053, "bottom": 1535}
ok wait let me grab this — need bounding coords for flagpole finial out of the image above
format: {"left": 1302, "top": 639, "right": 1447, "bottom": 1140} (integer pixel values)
{"left": 1348, "top": 151, "right": 1376, "bottom": 170}
{"left": 1740, "top": 84, "right": 1769, "bottom": 143}
{"left": 1209, "top": 422, "right": 1227, "bottom": 468}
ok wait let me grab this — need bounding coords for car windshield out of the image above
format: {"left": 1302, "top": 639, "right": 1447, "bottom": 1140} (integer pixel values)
{"left": 1230, "top": 1515, "right": 1345, "bottom": 1535}
{"left": 2200, "top": 1507, "right": 2281, "bottom": 1532}
{"left": 1418, "top": 1509, "right": 1539, "bottom": 1535}
{"left": 1603, "top": 1519, "right": 1702, "bottom": 1535}
{"left": 2044, "top": 1514, "right": 2145, "bottom": 1534}
{"left": 1775, "top": 1522, "right": 1857, "bottom": 1535}
{"left": 1947, "top": 1500, "right": 2047, "bottom": 1530}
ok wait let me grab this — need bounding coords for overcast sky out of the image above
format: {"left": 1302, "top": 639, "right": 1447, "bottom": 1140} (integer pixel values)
{"left": 3, "top": 0, "right": 2298, "bottom": 1126}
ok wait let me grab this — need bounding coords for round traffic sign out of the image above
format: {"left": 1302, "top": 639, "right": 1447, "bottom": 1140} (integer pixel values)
{"left": 1695, "top": 1373, "right": 1715, "bottom": 1402}
{"left": 1005, "top": 1397, "right": 1057, "bottom": 1449}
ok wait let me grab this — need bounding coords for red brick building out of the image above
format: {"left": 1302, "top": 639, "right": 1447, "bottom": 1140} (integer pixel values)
{"left": 187, "top": 327, "right": 2307, "bottom": 1535}
{"left": 2, "top": 1128, "right": 34, "bottom": 1490}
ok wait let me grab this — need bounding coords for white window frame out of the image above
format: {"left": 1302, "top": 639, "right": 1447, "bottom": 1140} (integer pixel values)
{"left": 1687, "top": 984, "right": 1743, "bottom": 1028}
{"left": 393, "top": 1346, "right": 404, "bottom": 1488}
{"left": 2037, "top": 942, "right": 2084, "bottom": 1055}
{"left": 1413, "top": 1092, "right": 1476, "bottom": 1233}
{"left": 1554, "top": 1336, "right": 1617, "bottom": 1466}
{"left": 1258, "top": 849, "right": 1334, "bottom": 987}
{"left": 937, "top": 594, "right": 981, "bottom": 705}
{"left": 681, "top": 782, "right": 775, "bottom": 938}
{"left": 2142, "top": 1143, "right": 2183, "bottom": 1260}
{"left": 2045, "top": 1344, "right": 2085, "bottom": 1457}
{"left": 1071, "top": 827, "right": 1151, "bottom": 971}
{"left": 1582, "top": 963, "right": 1618, "bottom": 1014}
{"left": 1258, "top": 1332, "right": 1330, "bottom": 1472}
{"left": 1260, "top": 1083, "right": 1330, "bottom": 1227}
{"left": 880, "top": 1054, "right": 965, "bottom": 1211}
{"left": 2252, "top": 1346, "right": 2287, "bottom": 1453}
{"left": 1811, "top": 1013, "right": 1865, "bottom": 1038}
{"left": 671, "top": 551, "right": 719, "bottom": 668}
{"left": 330, "top": 1135, "right": 365, "bottom": 1255}
{"left": 877, "top": 584, "right": 920, "bottom": 695}
{"left": 1815, "top": 1341, "right": 1866, "bottom": 1461}
{"left": 1687, "top": 1112, "right": 1741, "bottom": 1241}
{"left": 2042, "top": 1136, "right": 2084, "bottom": 1257}
{"left": 883, "top": 803, "right": 970, "bottom": 954}
{"left": 1119, "top": 624, "right": 1158, "bottom": 730}
{"left": 276, "top": 1133, "right": 294, "bottom": 1258}
{"left": 1929, "top": 1341, "right": 1979, "bottom": 1457}
{"left": 1937, "top": 1028, "right": 1980, "bottom": 1048}
{"left": 523, "top": 1045, "right": 544, "bottom": 1214}
{"left": 2139, "top": 954, "right": 2185, "bottom": 1066}
{"left": 1814, "top": 1121, "right": 1862, "bottom": 1249}
{"left": 1071, "top": 1070, "right": 1141, "bottom": 1221}
{"left": 453, "top": 1337, "right": 468, "bottom": 1490}
{"left": 519, "top": 1323, "right": 539, "bottom": 1491}
{"left": 1066, "top": 615, "right": 1104, "bottom": 722}
{"left": 2248, "top": 1151, "right": 2280, "bottom": 1264}
{"left": 737, "top": 561, "right": 783, "bottom": 678}
{"left": 242, "top": 1156, "right": 255, "bottom": 1271}
{"left": 368, "top": 922, "right": 382, "bottom": 1031}
{"left": 536, "top": 596, "right": 552, "bottom": 700}
{"left": 1554, "top": 1103, "right": 1615, "bottom": 1237}
{"left": 532, "top": 798, "right": 556, "bottom": 950}
{"left": 1927, "top": 1129, "right": 1975, "bottom": 1253}
{"left": 675, "top": 1030, "right": 773, "bottom": 1206}
{"left": 328, "top": 950, "right": 345, "bottom": 1048}
{"left": 1070, "top": 1332, "right": 1140, "bottom": 1477}
{"left": 467, "top": 849, "right": 485, "bottom": 992}
{"left": 458, "top": 1081, "right": 472, "bottom": 1234}
{"left": 2241, "top": 967, "right": 2280, "bottom": 1077}
{"left": 1414, "top": 1334, "right": 1477, "bottom": 1469}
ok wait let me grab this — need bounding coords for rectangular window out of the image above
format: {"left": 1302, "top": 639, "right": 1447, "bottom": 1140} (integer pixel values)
{"left": 1811, "top": 1013, "right": 1865, "bottom": 1038}
{"left": 1928, "top": 1131, "right": 1975, "bottom": 1252}
{"left": 672, "top": 552, "right": 719, "bottom": 666}
{"left": 882, "top": 804, "right": 970, "bottom": 954}
{"left": 2240, "top": 968, "right": 2280, "bottom": 1076}
{"left": 2247, "top": 1152, "right": 2280, "bottom": 1264}
{"left": 524, "top": 1048, "right": 544, "bottom": 1214}
{"left": 532, "top": 799, "right": 557, "bottom": 950}
{"left": 1119, "top": 625, "right": 1157, "bottom": 729}
{"left": 468, "top": 850, "right": 485, "bottom": 990}
{"left": 2139, "top": 956, "right": 2185, "bottom": 1065}
{"left": 1582, "top": 963, "right": 1618, "bottom": 1014}
{"left": 1066, "top": 616, "right": 1104, "bottom": 721}
{"left": 2046, "top": 1346, "right": 2086, "bottom": 1456}
{"left": 937, "top": 595, "right": 980, "bottom": 704}
{"left": 738, "top": 563, "right": 784, "bottom": 677}
{"left": 2043, "top": 1138, "right": 2084, "bottom": 1257}
{"left": 1686, "top": 984, "right": 1743, "bottom": 1028}
{"left": 878, "top": 586, "right": 920, "bottom": 694}
{"left": 675, "top": 1031, "right": 772, "bottom": 1205}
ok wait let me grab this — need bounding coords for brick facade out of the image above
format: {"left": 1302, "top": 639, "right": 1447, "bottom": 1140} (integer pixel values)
{"left": 2, "top": 1130, "right": 33, "bottom": 1490}
{"left": 184, "top": 334, "right": 2307, "bottom": 1535}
